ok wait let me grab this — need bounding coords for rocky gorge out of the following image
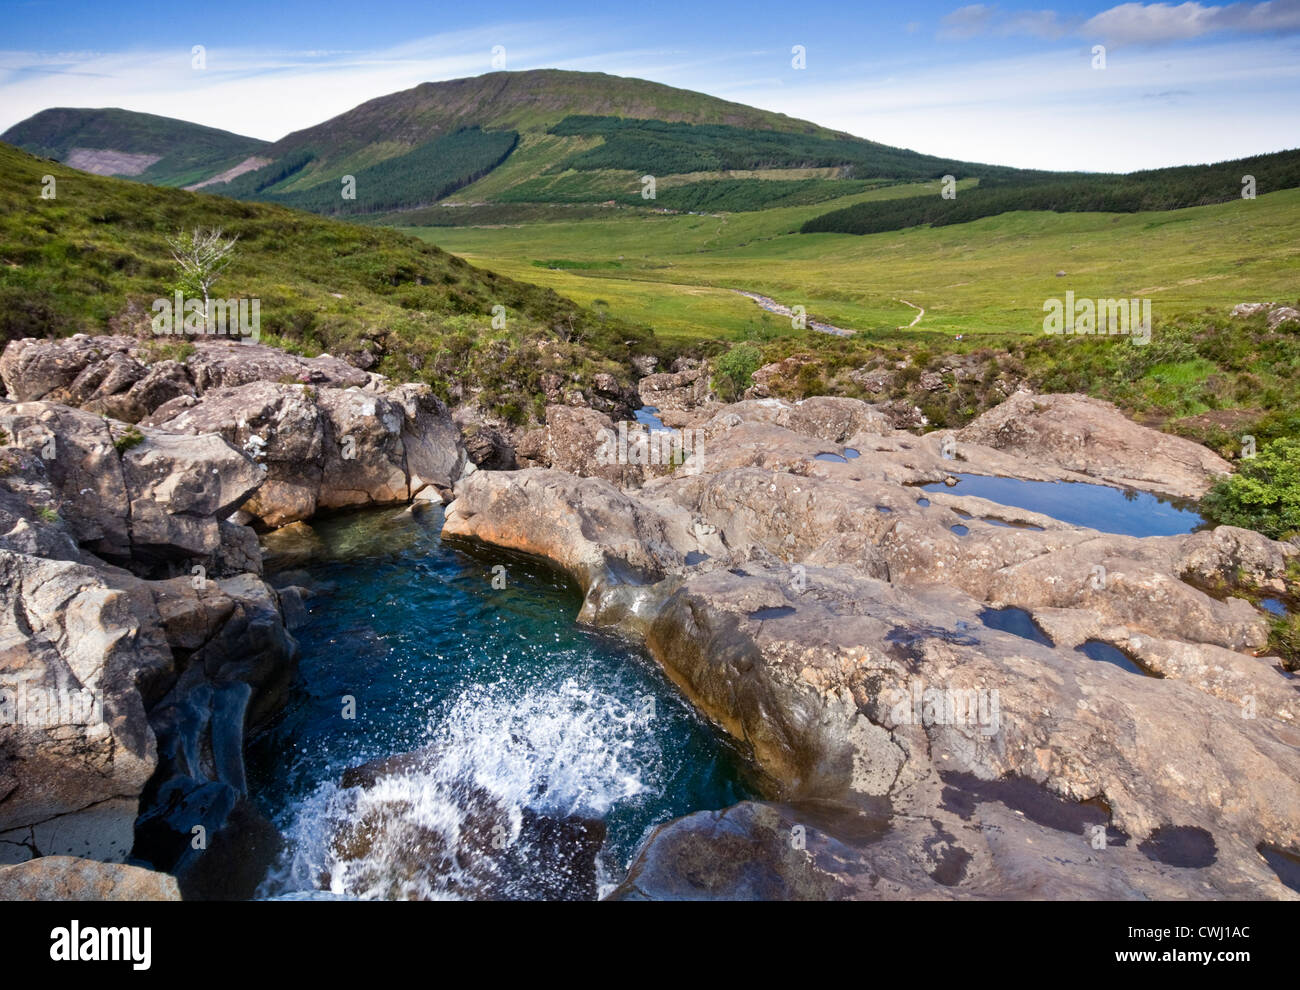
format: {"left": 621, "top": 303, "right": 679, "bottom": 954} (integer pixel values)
{"left": 1, "top": 333, "right": 1298, "bottom": 900}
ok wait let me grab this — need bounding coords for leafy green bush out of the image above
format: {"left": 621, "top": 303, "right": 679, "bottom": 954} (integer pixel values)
{"left": 1200, "top": 438, "right": 1300, "bottom": 539}
{"left": 712, "top": 342, "right": 763, "bottom": 402}
{"left": 112, "top": 426, "right": 145, "bottom": 452}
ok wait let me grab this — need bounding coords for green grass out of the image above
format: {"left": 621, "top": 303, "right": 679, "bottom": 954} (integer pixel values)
{"left": 404, "top": 170, "right": 1300, "bottom": 452}
{"left": 416, "top": 183, "right": 1300, "bottom": 343}
{"left": 0, "top": 140, "right": 660, "bottom": 422}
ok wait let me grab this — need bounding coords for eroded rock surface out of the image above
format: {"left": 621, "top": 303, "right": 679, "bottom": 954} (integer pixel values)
{"left": 0, "top": 855, "right": 181, "bottom": 900}
{"left": 3, "top": 336, "right": 470, "bottom": 528}
{"left": 443, "top": 392, "right": 1300, "bottom": 900}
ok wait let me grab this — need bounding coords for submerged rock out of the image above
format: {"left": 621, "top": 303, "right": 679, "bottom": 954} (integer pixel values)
{"left": 323, "top": 748, "right": 606, "bottom": 901}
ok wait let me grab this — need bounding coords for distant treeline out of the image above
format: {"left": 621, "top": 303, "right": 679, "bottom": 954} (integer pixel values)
{"left": 641, "top": 177, "right": 889, "bottom": 212}
{"left": 215, "top": 127, "right": 519, "bottom": 215}
{"left": 550, "top": 115, "right": 1035, "bottom": 181}
{"left": 497, "top": 173, "right": 892, "bottom": 211}
{"left": 800, "top": 149, "right": 1300, "bottom": 234}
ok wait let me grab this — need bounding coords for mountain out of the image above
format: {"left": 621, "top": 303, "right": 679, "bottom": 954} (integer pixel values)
{"left": 211, "top": 69, "right": 1040, "bottom": 217}
{"left": 8, "top": 71, "right": 1300, "bottom": 230}
{"left": 6, "top": 71, "right": 1035, "bottom": 219}
{"left": 0, "top": 107, "right": 270, "bottom": 188}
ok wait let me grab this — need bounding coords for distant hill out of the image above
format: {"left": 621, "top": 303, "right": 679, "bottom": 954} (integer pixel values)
{"left": 214, "top": 69, "right": 1036, "bottom": 217}
{"left": 0, "top": 107, "right": 270, "bottom": 188}
{"left": 8, "top": 71, "right": 1300, "bottom": 231}
{"left": 4, "top": 71, "right": 1035, "bottom": 218}
{"left": 800, "top": 148, "right": 1300, "bottom": 235}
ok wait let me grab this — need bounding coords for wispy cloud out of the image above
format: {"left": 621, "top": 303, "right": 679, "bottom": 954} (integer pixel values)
{"left": 1, "top": 10, "right": 1297, "bottom": 173}
{"left": 940, "top": 4, "right": 1076, "bottom": 39}
{"left": 717, "top": 38, "right": 1300, "bottom": 170}
{"left": 0, "top": 22, "right": 606, "bottom": 137}
{"left": 1083, "top": 0, "right": 1300, "bottom": 43}
{"left": 941, "top": 0, "right": 1300, "bottom": 44}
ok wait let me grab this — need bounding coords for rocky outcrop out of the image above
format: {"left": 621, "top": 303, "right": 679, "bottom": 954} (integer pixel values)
{"left": 0, "top": 377, "right": 302, "bottom": 896}
{"left": 637, "top": 364, "right": 714, "bottom": 427}
{"left": 956, "top": 391, "right": 1231, "bottom": 498}
{"left": 0, "top": 855, "right": 181, "bottom": 900}
{"left": 142, "top": 380, "right": 465, "bottom": 527}
{"left": 442, "top": 392, "right": 1300, "bottom": 901}
{"left": 453, "top": 406, "right": 518, "bottom": 471}
{"left": 0, "top": 401, "right": 264, "bottom": 575}
{"left": 0, "top": 551, "right": 168, "bottom": 865}
{"left": 1231, "top": 302, "right": 1300, "bottom": 330}
{"left": 0, "top": 335, "right": 368, "bottom": 412}
{"left": 610, "top": 801, "right": 858, "bottom": 900}
{"left": 2, "top": 336, "right": 469, "bottom": 529}
{"left": 511, "top": 405, "right": 681, "bottom": 489}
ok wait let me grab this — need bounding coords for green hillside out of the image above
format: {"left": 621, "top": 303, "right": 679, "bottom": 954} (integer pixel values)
{"left": 13, "top": 72, "right": 1298, "bottom": 238}
{"left": 0, "top": 140, "right": 656, "bottom": 421}
{"left": 203, "top": 69, "right": 849, "bottom": 209}
{"left": 0, "top": 107, "right": 269, "bottom": 188}
{"left": 801, "top": 149, "right": 1300, "bottom": 234}
{"left": 217, "top": 127, "right": 520, "bottom": 216}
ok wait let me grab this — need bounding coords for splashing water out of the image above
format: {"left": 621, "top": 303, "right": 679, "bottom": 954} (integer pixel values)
{"left": 250, "top": 506, "right": 753, "bottom": 901}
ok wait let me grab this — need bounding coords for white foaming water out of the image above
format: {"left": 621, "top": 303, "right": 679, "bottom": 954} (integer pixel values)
{"left": 261, "top": 675, "right": 660, "bottom": 900}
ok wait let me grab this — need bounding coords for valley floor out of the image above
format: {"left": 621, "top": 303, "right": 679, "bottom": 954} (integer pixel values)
{"left": 409, "top": 185, "right": 1300, "bottom": 344}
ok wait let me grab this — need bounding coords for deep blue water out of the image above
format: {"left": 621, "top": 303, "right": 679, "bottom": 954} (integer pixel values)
{"left": 920, "top": 474, "right": 1205, "bottom": 537}
{"left": 247, "top": 506, "right": 753, "bottom": 900}
{"left": 978, "top": 606, "right": 1055, "bottom": 646}
{"left": 1076, "top": 639, "right": 1159, "bottom": 677}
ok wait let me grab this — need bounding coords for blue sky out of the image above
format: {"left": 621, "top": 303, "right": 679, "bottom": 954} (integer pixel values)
{"left": 1, "top": 0, "right": 1297, "bottom": 170}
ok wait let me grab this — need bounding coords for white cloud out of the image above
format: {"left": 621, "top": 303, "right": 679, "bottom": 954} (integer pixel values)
{"left": 0, "top": 22, "right": 610, "bottom": 138}
{"left": 1083, "top": 0, "right": 1300, "bottom": 43}
{"left": 713, "top": 39, "right": 1300, "bottom": 170}
{"left": 941, "top": 4, "right": 1075, "bottom": 39}
{"left": 940, "top": 4, "right": 1000, "bottom": 38}
{"left": 939, "top": 0, "right": 1300, "bottom": 45}
{"left": 0, "top": 19, "right": 1296, "bottom": 173}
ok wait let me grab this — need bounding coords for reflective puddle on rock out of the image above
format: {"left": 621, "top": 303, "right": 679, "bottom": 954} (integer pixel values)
{"left": 978, "top": 606, "right": 1055, "bottom": 647}
{"left": 920, "top": 473, "right": 1205, "bottom": 537}
{"left": 1076, "top": 639, "right": 1163, "bottom": 678}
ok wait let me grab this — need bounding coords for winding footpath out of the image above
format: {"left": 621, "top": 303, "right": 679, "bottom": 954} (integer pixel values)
{"left": 734, "top": 289, "right": 855, "bottom": 337}
{"left": 735, "top": 289, "right": 925, "bottom": 335}
{"left": 897, "top": 298, "right": 924, "bottom": 329}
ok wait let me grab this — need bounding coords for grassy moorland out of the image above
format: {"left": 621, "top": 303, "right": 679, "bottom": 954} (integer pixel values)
{"left": 415, "top": 179, "right": 1300, "bottom": 458}
{"left": 0, "top": 141, "right": 658, "bottom": 423}
{"left": 415, "top": 183, "right": 1300, "bottom": 342}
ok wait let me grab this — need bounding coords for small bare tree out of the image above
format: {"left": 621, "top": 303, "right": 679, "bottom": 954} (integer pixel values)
{"left": 166, "top": 227, "right": 239, "bottom": 329}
